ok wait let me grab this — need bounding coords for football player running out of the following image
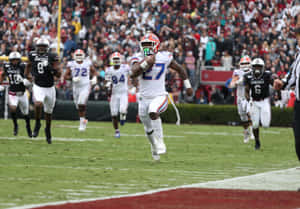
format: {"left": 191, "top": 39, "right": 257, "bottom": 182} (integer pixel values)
{"left": 105, "top": 52, "right": 130, "bottom": 138}
{"left": 244, "top": 58, "right": 274, "bottom": 150}
{"left": 130, "top": 32, "right": 193, "bottom": 161}
{"left": 24, "top": 38, "right": 61, "bottom": 144}
{"left": 0, "top": 52, "right": 32, "bottom": 137}
{"left": 229, "top": 56, "right": 254, "bottom": 143}
{"left": 64, "top": 49, "right": 97, "bottom": 131}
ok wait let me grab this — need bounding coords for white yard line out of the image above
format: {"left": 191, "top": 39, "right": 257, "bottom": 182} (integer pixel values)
{"left": 54, "top": 125, "right": 105, "bottom": 129}
{"left": 185, "top": 130, "right": 282, "bottom": 136}
{"left": 0, "top": 136, "right": 104, "bottom": 142}
{"left": 7, "top": 167, "right": 300, "bottom": 209}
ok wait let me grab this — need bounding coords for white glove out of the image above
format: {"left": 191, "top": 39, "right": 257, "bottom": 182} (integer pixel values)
{"left": 0, "top": 85, "right": 5, "bottom": 92}
{"left": 236, "top": 76, "right": 244, "bottom": 85}
{"left": 90, "top": 76, "right": 97, "bottom": 85}
{"left": 72, "top": 76, "right": 80, "bottom": 83}
{"left": 23, "top": 78, "right": 32, "bottom": 87}
{"left": 128, "top": 86, "right": 136, "bottom": 94}
{"left": 105, "top": 81, "right": 112, "bottom": 88}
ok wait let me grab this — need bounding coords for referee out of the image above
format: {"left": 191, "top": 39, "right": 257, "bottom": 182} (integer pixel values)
{"left": 274, "top": 27, "right": 300, "bottom": 162}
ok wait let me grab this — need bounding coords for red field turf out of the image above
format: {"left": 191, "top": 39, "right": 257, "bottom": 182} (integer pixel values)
{"left": 34, "top": 188, "right": 300, "bottom": 209}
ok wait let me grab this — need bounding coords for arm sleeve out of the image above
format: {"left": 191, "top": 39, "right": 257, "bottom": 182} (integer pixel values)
{"left": 284, "top": 56, "right": 298, "bottom": 90}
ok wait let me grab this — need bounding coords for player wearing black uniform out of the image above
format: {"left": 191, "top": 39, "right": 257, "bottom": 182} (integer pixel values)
{"left": 244, "top": 58, "right": 273, "bottom": 150}
{"left": 24, "top": 38, "right": 61, "bottom": 144}
{"left": 0, "top": 52, "right": 32, "bottom": 137}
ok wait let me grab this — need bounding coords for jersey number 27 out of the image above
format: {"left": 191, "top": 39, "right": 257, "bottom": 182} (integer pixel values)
{"left": 142, "top": 63, "right": 165, "bottom": 80}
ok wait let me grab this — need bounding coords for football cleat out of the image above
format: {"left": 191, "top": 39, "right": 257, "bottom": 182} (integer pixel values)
{"left": 13, "top": 124, "right": 19, "bottom": 136}
{"left": 45, "top": 128, "right": 52, "bottom": 144}
{"left": 33, "top": 122, "right": 41, "bottom": 138}
{"left": 26, "top": 124, "right": 32, "bottom": 138}
{"left": 78, "top": 119, "right": 88, "bottom": 131}
{"left": 255, "top": 140, "right": 261, "bottom": 150}
{"left": 243, "top": 129, "right": 250, "bottom": 143}
{"left": 152, "top": 152, "right": 160, "bottom": 161}
{"left": 115, "top": 130, "right": 120, "bottom": 138}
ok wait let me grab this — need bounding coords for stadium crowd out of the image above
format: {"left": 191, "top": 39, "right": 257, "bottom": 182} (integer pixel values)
{"left": 0, "top": 0, "right": 299, "bottom": 107}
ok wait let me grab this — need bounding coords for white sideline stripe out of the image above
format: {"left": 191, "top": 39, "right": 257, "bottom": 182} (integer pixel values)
{"left": 120, "top": 133, "right": 185, "bottom": 138}
{"left": 185, "top": 130, "right": 281, "bottom": 136}
{"left": 0, "top": 136, "right": 104, "bottom": 142}
{"left": 7, "top": 167, "right": 300, "bottom": 209}
{"left": 54, "top": 125, "right": 105, "bottom": 129}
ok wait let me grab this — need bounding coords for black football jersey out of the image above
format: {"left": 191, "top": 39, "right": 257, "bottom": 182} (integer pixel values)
{"left": 28, "top": 51, "right": 59, "bottom": 87}
{"left": 3, "top": 62, "right": 26, "bottom": 92}
{"left": 244, "top": 71, "right": 273, "bottom": 101}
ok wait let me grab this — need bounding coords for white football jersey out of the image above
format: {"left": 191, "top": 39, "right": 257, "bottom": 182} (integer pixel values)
{"left": 105, "top": 64, "right": 130, "bottom": 95}
{"left": 131, "top": 51, "right": 173, "bottom": 98}
{"left": 232, "top": 68, "right": 251, "bottom": 98}
{"left": 67, "top": 59, "right": 92, "bottom": 87}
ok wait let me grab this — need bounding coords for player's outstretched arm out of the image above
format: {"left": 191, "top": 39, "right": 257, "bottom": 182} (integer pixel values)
{"left": 24, "top": 60, "right": 32, "bottom": 81}
{"left": 245, "top": 83, "right": 251, "bottom": 101}
{"left": 90, "top": 65, "right": 98, "bottom": 85}
{"left": 130, "top": 55, "right": 155, "bottom": 79}
{"left": 0, "top": 70, "right": 5, "bottom": 83}
{"left": 52, "top": 60, "right": 61, "bottom": 78}
{"left": 169, "top": 59, "right": 193, "bottom": 96}
{"left": 64, "top": 67, "right": 72, "bottom": 81}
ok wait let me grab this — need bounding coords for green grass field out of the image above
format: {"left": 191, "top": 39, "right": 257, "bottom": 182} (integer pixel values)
{"left": 0, "top": 119, "right": 298, "bottom": 209}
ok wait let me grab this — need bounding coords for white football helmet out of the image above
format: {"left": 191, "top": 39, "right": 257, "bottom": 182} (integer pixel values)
{"left": 9, "top": 51, "right": 21, "bottom": 60}
{"left": 9, "top": 51, "right": 21, "bottom": 66}
{"left": 251, "top": 58, "right": 265, "bottom": 77}
{"left": 139, "top": 33, "right": 160, "bottom": 56}
{"left": 74, "top": 49, "right": 85, "bottom": 62}
{"left": 36, "top": 38, "right": 50, "bottom": 54}
{"left": 110, "top": 52, "right": 122, "bottom": 67}
{"left": 239, "top": 55, "right": 251, "bottom": 70}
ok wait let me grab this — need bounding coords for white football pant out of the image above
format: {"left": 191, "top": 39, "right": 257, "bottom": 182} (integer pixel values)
{"left": 8, "top": 92, "right": 29, "bottom": 115}
{"left": 110, "top": 93, "right": 128, "bottom": 117}
{"left": 33, "top": 84, "right": 56, "bottom": 114}
{"left": 73, "top": 85, "right": 90, "bottom": 108}
{"left": 249, "top": 98, "right": 271, "bottom": 129}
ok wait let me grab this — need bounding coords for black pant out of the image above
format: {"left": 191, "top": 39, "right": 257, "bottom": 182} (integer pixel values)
{"left": 293, "top": 100, "right": 300, "bottom": 161}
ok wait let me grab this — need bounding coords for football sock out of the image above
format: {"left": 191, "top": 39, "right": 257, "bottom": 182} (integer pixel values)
{"left": 11, "top": 112, "right": 17, "bottom": 127}
{"left": 24, "top": 115, "right": 30, "bottom": 125}
{"left": 151, "top": 117, "right": 163, "bottom": 140}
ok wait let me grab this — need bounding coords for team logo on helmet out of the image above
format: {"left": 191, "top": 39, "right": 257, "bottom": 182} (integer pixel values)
{"left": 74, "top": 49, "right": 85, "bottom": 62}
{"left": 110, "top": 52, "right": 122, "bottom": 67}
{"left": 139, "top": 33, "right": 160, "bottom": 56}
{"left": 251, "top": 58, "right": 265, "bottom": 78}
{"left": 36, "top": 38, "right": 50, "bottom": 55}
{"left": 239, "top": 56, "right": 252, "bottom": 70}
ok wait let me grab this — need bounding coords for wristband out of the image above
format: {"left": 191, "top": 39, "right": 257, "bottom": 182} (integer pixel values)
{"left": 140, "top": 60, "right": 149, "bottom": 70}
{"left": 184, "top": 79, "right": 192, "bottom": 89}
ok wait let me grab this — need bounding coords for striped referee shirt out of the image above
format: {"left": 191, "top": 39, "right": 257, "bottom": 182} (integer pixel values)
{"left": 285, "top": 49, "right": 300, "bottom": 101}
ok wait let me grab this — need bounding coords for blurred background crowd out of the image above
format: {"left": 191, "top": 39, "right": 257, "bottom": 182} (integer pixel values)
{"left": 0, "top": 0, "right": 299, "bottom": 107}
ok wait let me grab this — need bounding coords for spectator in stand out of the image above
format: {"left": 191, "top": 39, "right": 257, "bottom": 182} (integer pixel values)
{"left": 205, "top": 37, "right": 216, "bottom": 66}
{"left": 221, "top": 50, "right": 233, "bottom": 71}
{"left": 185, "top": 51, "right": 196, "bottom": 85}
